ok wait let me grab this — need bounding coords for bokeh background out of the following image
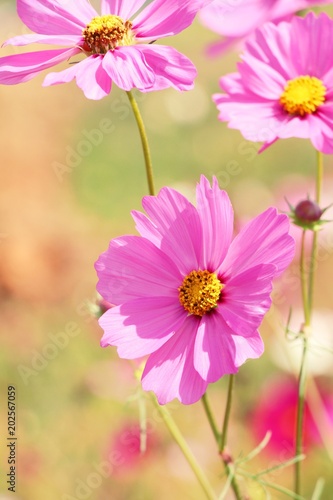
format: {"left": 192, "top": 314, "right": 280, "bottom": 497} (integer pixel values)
{"left": 1, "top": 1, "right": 333, "bottom": 499}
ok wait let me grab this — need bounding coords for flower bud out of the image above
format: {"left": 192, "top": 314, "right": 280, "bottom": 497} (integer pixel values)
{"left": 294, "top": 199, "right": 322, "bottom": 223}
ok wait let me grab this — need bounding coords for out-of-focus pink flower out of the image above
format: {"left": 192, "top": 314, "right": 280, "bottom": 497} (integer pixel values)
{"left": 105, "top": 421, "right": 159, "bottom": 475}
{"left": 199, "top": 0, "right": 331, "bottom": 56}
{"left": 214, "top": 13, "right": 333, "bottom": 154}
{"left": 0, "top": 0, "right": 210, "bottom": 99}
{"left": 95, "top": 176, "right": 294, "bottom": 405}
{"left": 251, "top": 376, "right": 333, "bottom": 456}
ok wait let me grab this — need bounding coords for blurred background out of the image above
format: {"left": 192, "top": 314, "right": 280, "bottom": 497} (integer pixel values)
{"left": 1, "top": 1, "right": 333, "bottom": 499}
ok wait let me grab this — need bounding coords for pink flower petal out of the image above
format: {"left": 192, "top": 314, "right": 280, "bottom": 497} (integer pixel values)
{"left": 290, "top": 12, "right": 333, "bottom": 78}
{"left": 101, "top": 0, "right": 147, "bottom": 19}
{"left": 194, "top": 312, "right": 238, "bottom": 382}
{"left": 17, "top": 0, "right": 96, "bottom": 35}
{"left": 100, "top": 296, "right": 186, "bottom": 359}
{"left": 199, "top": 0, "right": 269, "bottom": 38}
{"left": 246, "top": 21, "right": 295, "bottom": 81}
{"left": 214, "top": 96, "right": 285, "bottom": 145}
{"left": 131, "top": 210, "right": 161, "bottom": 248}
{"left": 199, "top": 0, "right": 330, "bottom": 40}
{"left": 3, "top": 34, "right": 82, "bottom": 47}
{"left": 219, "top": 264, "right": 275, "bottom": 336}
{"left": 133, "top": 0, "right": 211, "bottom": 40}
{"left": 0, "top": 47, "right": 80, "bottom": 84}
{"left": 238, "top": 53, "right": 286, "bottom": 99}
{"left": 205, "top": 37, "right": 241, "bottom": 58}
{"left": 142, "top": 316, "right": 207, "bottom": 405}
{"left": 196, "top": 175, "right": 233, "bottom": 270}
{"left": 95, "top": 235, "right": 182, "bottom": 304}
{"left": 310, "top": 105, "right": 333, "bottom": 153}
{"left": 231, "top": 331, "right": 264, "bottom": 367}
{"left": 44, "top": 55, "right": 112, "bottom": 100}
{"left": 102, "top": 47, "right": 155, "bottom": 91}
{"left": 219, "top": 208, "right": 295, "bottom": 278}
{"left": 140, "top": 187, "right": 203, "bottom": 275}
{"left": 136, "top": 45, "right": 196, "bottom": 91}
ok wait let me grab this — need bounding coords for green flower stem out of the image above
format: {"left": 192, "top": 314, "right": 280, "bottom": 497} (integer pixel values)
{"left": 220, "top": 374, "right": 235, "bottom": 453}
{"left": 308, "top": 150, "right": 323, "bottom": 315}
{"left": 150, "top": 394, "right": 217, "bottom": 500}
{"left": 201, "top": 393, "right": 220, "bottom": 443}
{"left": 295, "top": 151, "right": 323, "bottom": 496}
{"left": 294, "top": 335, "right": 308, "bottom": 495}
{"left": 201, "top": 383, "right": 243, "bottom": 500}
{"left": 300, "top": 230, "right": 310, "bottom": 327}
{"left": 126, "top": 90, "right": 155, "bottom": 196}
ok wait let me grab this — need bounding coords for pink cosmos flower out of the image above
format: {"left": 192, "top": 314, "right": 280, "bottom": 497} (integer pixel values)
{"left": 95, "top": 176, "right": 294, "bottom": 405}
{"left": 214, "top": 12, "right": 333, "bottom": 154}
{"left": 0, "top": 0, "right": 210, "bottom": 100}
{"left": 199, "top": 0, "right": 331, "bottom": 56}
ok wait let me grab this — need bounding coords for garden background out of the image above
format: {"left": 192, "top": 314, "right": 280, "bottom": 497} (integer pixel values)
{"left": 1, "top": 1, "right": 333, "bottom": 498}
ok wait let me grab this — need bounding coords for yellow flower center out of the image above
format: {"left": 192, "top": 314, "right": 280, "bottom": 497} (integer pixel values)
{"left": 178, "top": 270, "right": 224, "bottom": 317}
{"left": 82, "top": 15, "right": 133, "bottom": 54}
{"left": 280, "top": 76, "right": 326, "bottom": 116}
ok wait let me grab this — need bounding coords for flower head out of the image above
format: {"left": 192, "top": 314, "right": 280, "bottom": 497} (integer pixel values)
{"left": 95, "top": 176, "right": 294, "bottom": 405}
{"left": 0, "top": 0, "right": 210, "bottom": 99}
{"left": 214, "top": 12, "right": 333, "bottom": 154}
{"left": 199, "top": 0, "right": 331, "bottom": 56}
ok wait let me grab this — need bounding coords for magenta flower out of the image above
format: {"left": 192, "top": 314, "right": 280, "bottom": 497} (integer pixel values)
{"left": 0, "top": 0, "right": 210, "bottom": 100}
{"left": 95, "top": 176, "right": 294, "bottom": 405}
{"left": 214, "top": 12, "right": 333, "bottom": 154}
{"left": 199, "top": 0, "right": 331, "bottom": 56}
{"left": 251, "top": 377, "right": 333, "bottom": 456}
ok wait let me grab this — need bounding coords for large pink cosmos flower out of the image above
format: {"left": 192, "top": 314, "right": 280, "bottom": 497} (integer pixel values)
{"left": 214, "top": 12, "right": 333, "bottom": 154}
{"left": 0, "top": 0, "right": 210, "bottom": 100}
{"left": 95, "top": 176, "right": 294, "bottom": 405}
{"left": 199, "top": 0, "right": 331, "bottom": 56}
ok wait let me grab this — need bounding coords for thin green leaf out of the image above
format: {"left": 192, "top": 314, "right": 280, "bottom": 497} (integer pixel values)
{"left": 238, "top": 470, "right": 304, "bottom": 500}
{"left": 311, "top": 478, "right": 325, "bottom": 500}
{"left": 236, "top": 431, "right": 272, "bottom": 465}
{"left": 255, "top": 454, "right": 306, "bottom": 477}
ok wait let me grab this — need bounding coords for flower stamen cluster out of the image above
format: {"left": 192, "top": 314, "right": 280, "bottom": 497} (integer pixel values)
{"left": 280, "top": 76, "right": 326, "bottom": 117}
{"left": 83, "top": 15, "right": 133, "bottom": 54}
{"left": 179, "top": 270, "right": 223, "bottom": 317}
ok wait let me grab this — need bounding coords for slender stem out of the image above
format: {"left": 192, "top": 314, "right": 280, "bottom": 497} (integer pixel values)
{"left": 308, "top": 151, "right": 323, "bottom": 316}
{"left": 294, "top": 151, "right": 323, "bottom": 496}
{"left": 201, "top": 393, "right": 220, "bottom": 443}
{"left": 220, "top": 374, "right": 235, "bottom": 453}
{"left": 126, "top": 90, "right": 155, "bottom": 196}
{"left": 294, "top": 229, "right": 309, "bottom": 496}
{"left": 220, "top": 376, "right": 243, "bottom": 500}
{"left": 202, "top": 383, "right": 243, "bottom": 500}
{"left": 294, "top": 336, "right": 307, "bottom": 495}
{"left": 150, "top": 395, "right": 217, "bottom": 500}
{"left": 300, "top": 230, "right": 310, "bottom": 326}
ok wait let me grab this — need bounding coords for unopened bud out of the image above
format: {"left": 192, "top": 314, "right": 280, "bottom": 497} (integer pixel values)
{"left": 294, "top": 199, "right": 322, "bottom": 223}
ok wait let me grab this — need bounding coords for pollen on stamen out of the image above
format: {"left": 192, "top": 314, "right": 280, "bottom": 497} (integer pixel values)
{"left": 82, "top": 14, "right": 133, "bottom": 54}
{"left": 280, "top": 75, "right": 326, "bottom": 117}
{"left": 178, "top": 270, "right": 224, "bottom": 317}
